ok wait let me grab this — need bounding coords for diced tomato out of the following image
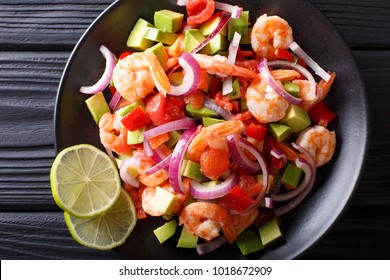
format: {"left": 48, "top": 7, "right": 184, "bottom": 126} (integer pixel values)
{"left": 145, "top": 93, "right": 185, "bottom": 126}
{"left": 119, "top": 51, "right": 133, "bottom": 60}
{"left": 209, "top": 76, "right": 222, "bottom": 97}
{"left": 184, "top": 89, "right": 205, "bottom": 110}
{"left": 199, "top": 147, "right": 230, "bottom": 180}
{"left": 214, "top": 92, "right": 239, "bottom": 112}
{"left": 237, "top": 173, "right": 263, "bottom": 197}
{"left": 108, "top": 85, "right": 116, "bottom": 95}
{"left": 186, "top": 0, "right": 215, "bottom": 25}
{"left": 246, "top": 123, "right": 267, "bottom": 142}
{"left": 274, "top": 48, "right": 307, "bottom": 67}
{"left": 224, "top": 185, "right": 254, "bottom": 213}
{"left": 309, "top": 100, "right": 336, "bottom": 128}
{"left": 232, "top": 110, "right": 254, "bottom": 121}
{"left": 121, "top": 106, "right": 151, "bottom": 132}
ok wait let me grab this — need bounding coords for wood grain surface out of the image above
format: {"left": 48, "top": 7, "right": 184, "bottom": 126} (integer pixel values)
{"left": 0, "top": 0, "right": 389, "bottom": 259}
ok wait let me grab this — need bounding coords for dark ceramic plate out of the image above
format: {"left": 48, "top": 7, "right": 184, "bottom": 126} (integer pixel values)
{"left": 54, "top": 0, "right": 369, "bottom": 259}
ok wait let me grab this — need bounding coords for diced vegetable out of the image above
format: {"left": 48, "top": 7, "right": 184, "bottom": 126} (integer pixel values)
{"left": 235, "top": 229, "right": 264, "bottom": 255}
{"left": 85, "top": 92, "right": 110, "bottom": 124}
{"left": 281, "top": 163, "right": 303, "bottom": 189}
{"left": 258, "top": 218, "right": 283, "bottom": 247}
{"left": 154, "top": 9, "right": 184, "bottom": 33}
{"left": 121, "top": 106, "right": 151, "bottom": 132}
{"left": 224, "top": 185, "right": 254, "bottom": 213}
{"left": 153, "top": 219, "right": 178, "bottom": 244}
{"left": 246, "top": 123, "right": 267, "bottom": 142}
{"left": 309, "top": 100, "right": 336, "bottom": 128}
{"left": 177, "top": 225, "right": 199, "bottom": 248}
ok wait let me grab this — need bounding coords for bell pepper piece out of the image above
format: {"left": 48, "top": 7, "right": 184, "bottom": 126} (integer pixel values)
{"left": 274, "top": 48, "right": 306, "bottom": 67}
{"left": 309, "top": 100, "right": 336, "bottom": 128}
{"left": 225, "top": 185, "right": 254, "bottom": 213}
{"left": 246, "top": 123, "right": 267, "bottom": 142}
{"left": 121, "top": 106, "right": 151, "bottom": 132}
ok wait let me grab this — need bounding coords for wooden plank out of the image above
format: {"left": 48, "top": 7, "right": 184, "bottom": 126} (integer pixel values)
{"left": 1, "top": 207, "right": 388, "bottom": 259}
{"left": 0, "top": 1, "right": 389, "bottom": 50}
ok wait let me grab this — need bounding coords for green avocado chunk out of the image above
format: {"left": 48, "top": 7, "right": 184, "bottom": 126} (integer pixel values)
{"left": 228, "top": 11, "right": 249, "bottom": 40}
{"left": 268, "top": 123, "right": 293, "bottom": 142}
{"left": 126, "top": 18, "right": 154, "bottom": 51}
{"left": 153, "top": 219, "right": 178, "bottom": 244}
{"left": 85, "top": 92, "right": 110, "bottom": 124}
{"left": 279, "top": 104, "right": 311, "bottom": 133}
{"left": 143, "top": 27, "right": 179, "bottom": 45}
{"left": 202, "top": 117, "right": 224, "bottom": 127}
{"left": 235, "top": 229, "right": 264, "bottom": 255}
{"left": 177, "top": 225, "right": 198, "bottom": 248}
{"left": 284, "top": 81, "right": 300, "bottom": 97}
{"left": 181, "top": 159, "right": 202, "bottom": 181}
{"left": 281, "top": 163, "right": 303, "bottom": 189}
{"left": 199, "top": 14, "right": 228, "bottom": 37}
{"left": 154, "top": 9, "right": 184, "bottom": 33}
{"left": 145, "top": 42, "right": 169, "bottom": 70}
{"left": 127, "top": 127, "right": 145, "bottom": 145}
{"left": 115, "top": 100, "right": 145, "bottom": 118}
{"left": 258, "top": 218, "right": 283, "bottom": 247}
{"left": 185, "top": 104, "right": 218, "bottom": 118}
{"left": 184, "top": 29, "right": 211, "bottom": 54}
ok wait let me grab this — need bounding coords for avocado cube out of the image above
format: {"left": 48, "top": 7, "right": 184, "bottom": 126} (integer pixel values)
{"left": 181, "top": 159, "right": 202, "bottom": 181}
{"left": 115, "top": 100, "right": 146, "bottom": 118}
{"left": 281, "top": 163, "right": 303, "bottom": 189}
{"left": 149, "top": 186, "right": 179, "bottom": 215}
{"left": 258, "top": 218, "right": 283, "bottom": 247}
{"left": 228, "top": 11, "right": 249, "bottom": 40}
{"left": 166, "top": 130, "right": 182, "bottom": 148}
{"left": 184, "top": 29, "right": 211, "bottom": 54}
{"left": 268, "top": 123, "right": 293, "bottom": 142}
{"left": 143, "top": 27, "right": 179, "bottom": 45}
{"left": 127, "top": 18, "right": 154, "bottom": 51}
{"left": 279, "top": 104, "right": 311, "bottom": 133}
{"left": 177, "top": 225, "right": 198, "bottom": 248}
{"left": 235, "top": 229, "right": 264, "bottom": 255}
{"left": 284, "top": 81, "right": 300, "bottom": 97}
{"left": 240, "top": 97, "right": 248, "bottom": 111}
{"left": 85, "top": 92, "right": 110, "bottom": 124}
{"left": 154, "top": 9, "right": 184, "bottom": 33}
{"left": 227, "top": 78, "right": 241, "bottom": 100}
{"left": 202, "top": 117, "right": 224, "bottom": 127}
{"left": 153, "top": 219, "right": 178, "bottom": 244}
{"left": 208, "top": 33, "right": 228, "bottom": 54}
{"left": 145, "top": 42, "right": 169, "bottom": 70}
{"left": 185, "top": 104, "right": 218, "bottom": 118}
{"left": 240, "top": 27, "right": 252, "bottom": 45}
{"left": 200, "top": 14, "right": 228, "bottom": 37}
{"left": 168, "top": 71, "right": 183, "bottom": 86}
{"left": 127, "top": 127, "right": 145, "bottom": 145}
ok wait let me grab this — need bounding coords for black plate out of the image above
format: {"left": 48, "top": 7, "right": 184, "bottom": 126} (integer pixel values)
{"left": 54, "top": 0, "right": 369, "bottom": 259}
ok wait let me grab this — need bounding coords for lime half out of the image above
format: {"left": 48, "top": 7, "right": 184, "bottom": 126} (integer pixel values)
{"left": 50, "top": 144, "right": 121, "bottom": 218}
{"left": 64, "top": 188, "right": 137, "bottom": 250}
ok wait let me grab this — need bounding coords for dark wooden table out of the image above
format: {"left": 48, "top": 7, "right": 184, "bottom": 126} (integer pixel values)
{"left": 0, "top": 0, "right": 389, "bottom": 260}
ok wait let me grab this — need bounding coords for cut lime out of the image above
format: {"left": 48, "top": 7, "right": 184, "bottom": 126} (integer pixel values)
{"left": 50, "top": 144, "right": 121, "bottom": 218}
{"left": 65, "top": 188, "right": 137, "bottom": 250}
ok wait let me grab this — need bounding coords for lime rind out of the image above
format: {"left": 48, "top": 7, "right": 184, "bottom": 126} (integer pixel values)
{"left": 64, "top": 188, "right": 137, "bottom": 250}
{"left": 50, "top": 144, "right": 121, "bottom": 218}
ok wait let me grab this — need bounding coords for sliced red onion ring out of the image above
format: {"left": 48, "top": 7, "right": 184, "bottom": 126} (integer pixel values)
{"left": 79, "top": 45, "right": 116, "bottom": 94}
{"left": 203, "top": 97, "right": 233, "bottom": 120}
{"left": 227, "top": 134, "right": 260, "bottom": 174}
{"left": 190, "top": 173, "right": 237, "bottom": 199}
{"left": 289, "top": 41, "right": 331, "bottom": 82}
{"left": 170, "top": 52, "right": 201, "bottom": 97}
{"left": 234, "top": 137, "right": 269, "bottom": 213}
{"left": 214, "top": 1, "right": 243, "bottom": 18}
{"left": 119, "top": 157, "right": 140, "bottom": 188}
{"left": 270, "top": 157, "right": 312, "bottom": 202}
{"left": 144, "top": 118, "right": 196, "bottom": 140}
{"left": 223, "top": 32, "right": 241, "bottom": 95}
{"left": 169, "top": 125, "right": 198, "bottom": 194}
{"left": 196, "top": 236, "right": 227, "bottom": 255}
{"left": 270, "top": 147, "right": 287, "bottom": 166}
{"left": 268, "top": 59, "right": 317, "bottom": 100}
{"left": 145, "top": 154, "right": 172, "bottom": 174}
{"left": 108, "top": 91, "right": 122, "bottom": 111}
{"left": 260, "top": 197, "right": 274, "bottom": 209}
{"left": 273, "top": 143, "right": 317, "bottom": 216}
{"left": 258, "top": 58, "right": 303, "bottom": 105}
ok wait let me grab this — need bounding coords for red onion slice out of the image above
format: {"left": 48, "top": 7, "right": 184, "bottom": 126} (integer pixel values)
{"left": 144, "top": 118, "right": 196, "bottom": 140}
{"left": 79, "top": 45, "right": 116, "bottom": 94}
{"left": 169, "top": 126, "right": 198, "bottom": 194}
{"left": 119, "top": 157, "right": 140, "bottom": 188}
{"left": 289, "top": 41, "right": 331, "bottom": 82}
{"left": 268, "top": 59, "right": 317, "bottom": 100}
{"left": 227, "top": 134, "right": 260, "bottom": 174}
{"left": 170, "top": 52, "right": 201, "bottom": 97}
{"left": 145, "top": 154, "right": 172, "bottom": 174}
{"left": 108, "top": 91, "right": 122, "bottom": 111}
{"left": 190, "top": 173, "right": 237, "bottom": 199}
{"left": 223, "top": 32, "right": 241, "bottom": 95}
{"left": 258, "top": 58, "right": 303, "bottom": 105}
{"left": 196, "top": 236, "right": 227, "bottom": 255}
{"left": 214, "top": 1, "right": 243, "bottom": 18}
{"left": 270, "top": 147, "right": 287, "bottom": 166}
{"left": 203, "top": 97, "right": 233, "bottom": 120}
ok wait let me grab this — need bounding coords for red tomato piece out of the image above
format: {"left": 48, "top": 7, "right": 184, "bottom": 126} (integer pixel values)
{"left": 121, "top": 106, "right": 151, "bottom": 132}
{"left": 186, "top": 0, "right": 215, "bottom": 25}
{"left": 274, "top": 48, "right": 307, "bottom": 67}
{"left": 309, "top": 100, "right": 336, "bottom": 128}
{"left": 145, "top": 93, "right": 185, "bottom": 126}
{"left": 199, "top": 147, "right": 230, "bottom": 180}
{"left": 119, "top": 51, "right": 133, "bottom": 60}
{"left": 224, "top": 185, "right": 254, "bottom": 213}
{"left": 246, "top": 123, "right": 267, "bottom": 142}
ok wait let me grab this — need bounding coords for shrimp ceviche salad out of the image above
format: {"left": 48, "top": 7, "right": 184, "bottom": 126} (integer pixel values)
{"left": 79, "top": 0, "right": 337, "bottom": 255}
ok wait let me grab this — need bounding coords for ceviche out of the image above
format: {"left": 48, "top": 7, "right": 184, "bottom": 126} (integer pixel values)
{"left": 79, "top": 0, "right": 337, "bottom": 255}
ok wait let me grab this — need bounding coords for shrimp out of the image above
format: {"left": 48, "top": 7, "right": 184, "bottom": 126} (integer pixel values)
{"left": 179, "top": 202, "right": 238, "bottom": 243}
{"left": 187, "top": 120, "right": 245, "bottom": 162}
{"left": 232, "top": 208, "right": 259, "bottom": 234}
{"left": 98, "top": 112, "right": 131, "bottom": 155}
{"left": 246, "top": 78, "right": 289, "bottom": 123}
{"left": 294, "top": 72, "right": 336, "bottom": 111}
{"left": 295, "top": 125, "right": 336, "bottom": 167}
{"left": 192, "top": 53, "right": 257, "bottom": 79}
{"left": 112, "top": 51, "right": 170, "bottom": 103}
{"left": 251, "top": 14, "right": 294, "bottom": 59}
